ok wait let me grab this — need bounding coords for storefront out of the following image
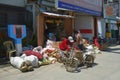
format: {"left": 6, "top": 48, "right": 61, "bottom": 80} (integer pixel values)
{"left": 37, "top": 0, "right": 103, "bottom": 46}
{"left": 37, "top": 12, "right": 74, "bottom": 46}
{"left": 116, "top": 17, "right": 120, "bottom": 40}
{"left": 103, "top": 4, "right": 118, "bottom": 39}
{"left": 57, "top": 0, "right": 102, "bottom": 40}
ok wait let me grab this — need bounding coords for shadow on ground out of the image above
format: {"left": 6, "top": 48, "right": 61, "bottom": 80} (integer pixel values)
{"left": 103, "top": 44, "right": 120, "bottom": 54}
{"left": 78, "top": 62, "right": 98, "bottom": 70}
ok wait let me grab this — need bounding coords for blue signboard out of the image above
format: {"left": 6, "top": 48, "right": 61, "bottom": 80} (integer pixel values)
{"left": 56, "top": 0, "right": 102, "bottom": 16}
{"left": 8, "top": 25, "right": 26, "bottom": 44}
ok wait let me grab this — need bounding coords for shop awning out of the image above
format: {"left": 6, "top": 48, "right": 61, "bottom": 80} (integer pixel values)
{"left": 42, "top": 12, "right": 74, "bottom": 18}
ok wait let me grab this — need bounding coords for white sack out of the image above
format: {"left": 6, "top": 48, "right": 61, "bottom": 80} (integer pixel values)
{"left": 10, "top": 57, "right": 25, "bottom": 69}
{"left": 22, "top": 55, "right": 39, "bottom": 67}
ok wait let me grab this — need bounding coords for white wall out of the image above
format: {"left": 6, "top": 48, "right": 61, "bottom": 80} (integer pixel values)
{"left": 0, "top": 0, "right": 25, "bottom": 7}
{"left": 75, "top": 15, "right": 94, "bottom": 40}
{"left": 75, "top": 15, "right": 94, "bottom": 30}
{"left": 98, "top": 18, "right": 106, "bottom": 38}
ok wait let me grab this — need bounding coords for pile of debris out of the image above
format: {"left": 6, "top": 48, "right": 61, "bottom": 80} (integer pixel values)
{"left": 9, "top": 39, "right": 101, "bottom": 73}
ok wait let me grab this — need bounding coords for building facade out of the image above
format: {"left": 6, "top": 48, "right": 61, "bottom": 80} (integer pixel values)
{"left": 99, "top": 0, "right": 120, "bottom": 42}
{"left": 55, "top": 0, "right": 103, "bottom": 40}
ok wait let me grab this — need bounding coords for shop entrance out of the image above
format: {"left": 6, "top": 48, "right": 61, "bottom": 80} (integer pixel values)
{"left": 44, "top": 17, "right": 65, "bottom": 41}
{"left": 37, "top": 13, "right": 73, "bottom": 46}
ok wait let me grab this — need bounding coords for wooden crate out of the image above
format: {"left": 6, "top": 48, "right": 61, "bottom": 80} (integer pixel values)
{"left": 53, "top": 41, "right": 61, "bottom": 49}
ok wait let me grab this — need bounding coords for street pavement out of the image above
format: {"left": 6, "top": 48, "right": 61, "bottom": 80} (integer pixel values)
{"left": 0, "top": 45, "right": 120, "bottom": 80}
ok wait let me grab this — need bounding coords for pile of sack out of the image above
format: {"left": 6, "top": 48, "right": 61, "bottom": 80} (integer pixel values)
{"left": 10, "top": 40, "right": 61, "bottom": 72}
{"left": 10, "top": 54, "right": 39, "bottom": 72}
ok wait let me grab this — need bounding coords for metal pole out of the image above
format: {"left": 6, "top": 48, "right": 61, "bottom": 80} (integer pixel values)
{"left": 32, "top": 3, "right": 36, "bottom": 34}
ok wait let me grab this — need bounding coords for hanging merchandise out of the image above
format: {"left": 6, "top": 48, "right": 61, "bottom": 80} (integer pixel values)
{"left": 46, "top": 19, "right": 54, "bottom": 23}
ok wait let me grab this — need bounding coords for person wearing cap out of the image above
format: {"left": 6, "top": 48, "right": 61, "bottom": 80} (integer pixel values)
{"left": 59, "top": 36, "right": 74, "bottom": 51}
{"left": 59, "top": 36, "right": 74, "bottom": 58}
{"left": 48, "top": 33, "right": 56, "bottom": 41}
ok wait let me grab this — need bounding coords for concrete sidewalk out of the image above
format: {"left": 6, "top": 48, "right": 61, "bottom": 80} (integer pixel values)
{"left": 0, "top": 45, "right": 120, "bottom": 80}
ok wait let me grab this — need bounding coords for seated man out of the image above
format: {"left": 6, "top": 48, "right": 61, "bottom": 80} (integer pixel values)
{"left": 59, "top": 36, "right": 74, "bottom": 58}
{"left": 74, "top": 31, "right": 85, "bottom": 51}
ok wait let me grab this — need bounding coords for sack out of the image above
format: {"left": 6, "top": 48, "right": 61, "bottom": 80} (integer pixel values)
{"left": 23, "top": 55, "right": 39, "bottom": 68}
{"left": 23, "top": 50, "right": 43, "bottom": 60}
{"left": 10, "top": 57, "right": 24, "bottom": 69}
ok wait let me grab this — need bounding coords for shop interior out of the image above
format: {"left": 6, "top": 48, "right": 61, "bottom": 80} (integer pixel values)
{"left": 44, "top": 17, "right": 66, "bottom": 41}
